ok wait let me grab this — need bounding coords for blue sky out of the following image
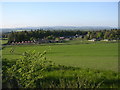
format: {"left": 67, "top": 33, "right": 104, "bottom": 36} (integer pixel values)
{"left": 1, "top": 2, "right": 118, "bottom": 28}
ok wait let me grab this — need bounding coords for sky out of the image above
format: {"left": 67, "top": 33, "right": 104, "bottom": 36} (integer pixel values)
{"left": 0, "top": 2, "right": 118, "bottom": 28}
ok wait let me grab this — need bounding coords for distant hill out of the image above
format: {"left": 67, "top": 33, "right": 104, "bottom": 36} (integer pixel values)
{"left": 1, "top": 26, "right": 117, "bottom": 33}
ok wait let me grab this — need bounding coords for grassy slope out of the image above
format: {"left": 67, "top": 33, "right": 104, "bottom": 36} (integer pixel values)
{"left": 2, "top": 42, "right": 118, "bottom": 72}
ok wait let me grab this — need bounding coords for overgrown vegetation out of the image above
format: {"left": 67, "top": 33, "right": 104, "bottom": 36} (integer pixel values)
{"left": 2, "top": 51, "right": 119, "bottom": 88}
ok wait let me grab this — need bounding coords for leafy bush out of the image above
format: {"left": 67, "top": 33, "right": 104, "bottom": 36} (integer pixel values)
{"left": 3, "top": 50, "right": 54, "bottom": 88}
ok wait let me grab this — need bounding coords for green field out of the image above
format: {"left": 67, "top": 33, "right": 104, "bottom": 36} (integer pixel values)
{"left": 0, "top": 39, "right": 8, "bottom": 45}
{"left": 2, "top": 42, "right": 118, "bottom": 72}
{"left": 2, "top": 41, "right": 119, "bottom": 88}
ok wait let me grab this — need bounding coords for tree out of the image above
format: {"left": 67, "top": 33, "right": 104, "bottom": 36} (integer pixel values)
{"left": 46, "top": 35, "right": 55, "bottom": 40}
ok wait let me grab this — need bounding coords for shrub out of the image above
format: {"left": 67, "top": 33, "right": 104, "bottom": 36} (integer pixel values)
{"left": 4, "top": 50, "right": 53, "bottom": 88}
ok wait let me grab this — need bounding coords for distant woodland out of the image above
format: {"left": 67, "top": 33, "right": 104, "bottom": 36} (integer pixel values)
{"left": 2, "top": 29, "right": 119, "bottom": 43}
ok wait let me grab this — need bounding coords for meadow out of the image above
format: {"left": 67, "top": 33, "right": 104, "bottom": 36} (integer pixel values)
{"left": 2, "top": 41, "right": 118, "bottom": 71}
{"left": 2, "top": 41, "right": 119, "bottom": 88}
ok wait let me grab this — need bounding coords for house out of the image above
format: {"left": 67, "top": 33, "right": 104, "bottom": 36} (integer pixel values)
{"left": 102, "top": 39, "right": 109, "bottom": 41}
{"left": 111, "top": 40, "right": 116, "bottom": 41}
{"left": 88, "top": 38, "right": 96, "bottom": 41}
{"left": 64, "top": 38, "right": 70, "bottom": 41}
{"left": 11, "top": 42, "right": 15, "bottom": 45}
{"left": 59, "top": 37, "right": 64, "bottom": 39}
{"left": 78, "top": 35, "right": 83, "bottom": 38}
{"left": 22, "top": 41, "right": 24, "bottom": 43}
{"left": 75, "top": 34, "right": 78, "bottom": 38}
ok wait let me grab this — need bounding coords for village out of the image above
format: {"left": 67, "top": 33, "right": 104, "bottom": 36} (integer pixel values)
{"left": 10, "top": 34, "right": 117, "bottom": 45}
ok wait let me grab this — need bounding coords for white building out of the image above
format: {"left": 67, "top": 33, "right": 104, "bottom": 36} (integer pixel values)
{"left": 102, "top": 39, "right": 109, "bottom": 41}
{"left": 88, "top": 38, "right": 96, "bottom": 41}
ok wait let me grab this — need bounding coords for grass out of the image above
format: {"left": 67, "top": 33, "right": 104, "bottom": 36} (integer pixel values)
{"left": 0, "top": 39, "right": 8, "bottom": 45}
{"left": 2, "top": 52, "right": 119, "bottom": 88}
{"left": 2, "top": 41, "right": 118, "bottom": 72}
{"left": 41, "top": 69, "right": 119, "bottom": 88}
{"left": 2, "top": 41, "right": 119, "bottom": 88}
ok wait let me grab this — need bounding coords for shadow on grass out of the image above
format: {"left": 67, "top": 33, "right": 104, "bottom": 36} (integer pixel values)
{"left": 2, "top": 58, "right": 120, "bottom": 88}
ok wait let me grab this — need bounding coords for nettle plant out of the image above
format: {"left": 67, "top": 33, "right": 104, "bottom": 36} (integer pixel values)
{"left": 7, "top": 50, "right": 53, "bottom": 88}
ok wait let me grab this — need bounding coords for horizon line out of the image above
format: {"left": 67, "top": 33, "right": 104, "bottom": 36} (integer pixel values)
{"left": 0, "top": 25, "right": 118, "bottom": 29}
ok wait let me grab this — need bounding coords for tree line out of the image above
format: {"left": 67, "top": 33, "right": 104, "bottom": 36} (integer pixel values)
{"left": 5, "top": 29, "right": 119, "bottom": 43}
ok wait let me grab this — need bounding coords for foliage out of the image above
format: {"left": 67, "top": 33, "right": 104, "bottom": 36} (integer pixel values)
{"left": 46, "top": 35, "right": 55, "bottom": 40}
{"left": 3, "top": 50, "right": 54, "bottom": 88}
{"left": 6, "top": 29, "right": 119, "bottom": 43}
